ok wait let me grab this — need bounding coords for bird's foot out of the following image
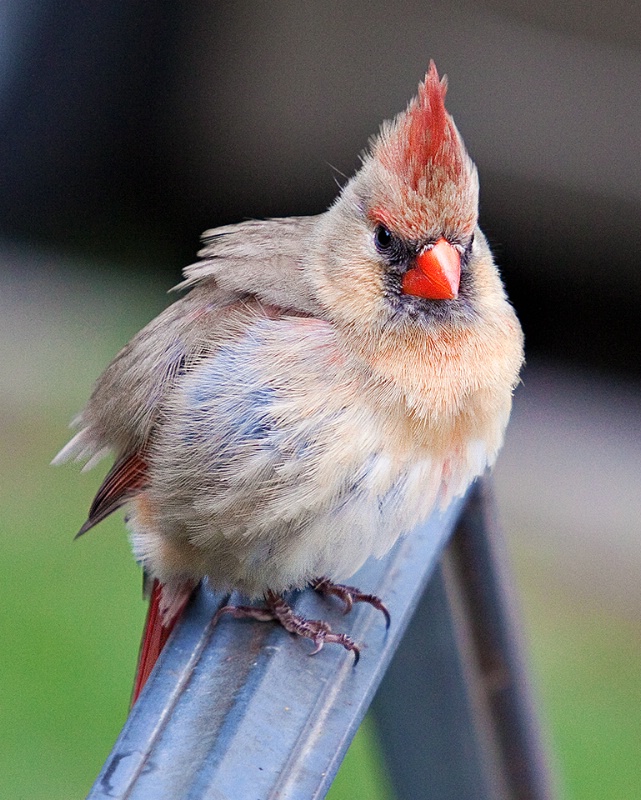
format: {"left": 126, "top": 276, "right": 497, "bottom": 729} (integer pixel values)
{"left": 311, "top": 577, "right": 391, "bottom": 628}
{"left": 213, "top": 590, "right": 360, "bottom": 663}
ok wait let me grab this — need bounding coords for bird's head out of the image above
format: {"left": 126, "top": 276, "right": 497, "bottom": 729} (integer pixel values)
{"left": 308, "top": 62, "right": 494, "bottom": 336}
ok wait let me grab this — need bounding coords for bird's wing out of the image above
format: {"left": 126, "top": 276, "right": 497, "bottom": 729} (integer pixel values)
{"left": 53, "top": 216, "right": 324, "bottom": 469}
{"left": 75, "top": 450, "right": 149, "bottom": 537}
{"left": 176, "top": 217, "right": 323, "bottom": 316}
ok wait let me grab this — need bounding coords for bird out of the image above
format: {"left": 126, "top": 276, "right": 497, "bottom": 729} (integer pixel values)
{"left": 54, "top": 62, "right": 524, "bottom": 702}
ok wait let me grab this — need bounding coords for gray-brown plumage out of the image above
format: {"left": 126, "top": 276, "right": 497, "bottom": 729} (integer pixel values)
{"left": 55, "top": 64, "right": 523, "bottom": 680}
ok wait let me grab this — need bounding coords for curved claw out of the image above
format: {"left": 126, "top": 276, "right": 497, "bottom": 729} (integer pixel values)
{"left": 363, "top": 595, "right": 391, "bottom": 629}
{"left": 309, "top": 635, "right": 325, "bottom": 656}
{"left": 339, "top": 593, "right": 354, "bottom": 614}
{"left": 312, "top": 578, "right": 391, "bottom": 629}
{"left": 308, "top": 631, "right": 359, "bottom": 663}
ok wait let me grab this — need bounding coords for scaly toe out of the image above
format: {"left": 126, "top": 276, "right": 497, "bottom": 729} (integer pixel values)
{"left": 213, "top": 604, "right": 276, "bottom": 625}
{"left": 312, "top": 577, "right": 391, "bottom": 628}
{"left": 265, "top": 591, "right": 360, "bottom": 662}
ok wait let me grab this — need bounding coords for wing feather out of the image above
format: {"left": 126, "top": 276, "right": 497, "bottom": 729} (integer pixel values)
{"left": 76, "top": 451, "right": 148, "bottom": 537}
{"left": 176, "top": 217, "right": 323, "bottom": 316}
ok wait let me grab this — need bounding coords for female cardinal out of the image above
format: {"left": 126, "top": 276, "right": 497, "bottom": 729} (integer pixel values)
{"left": 55, "top": 63, "right": 523, "bottom": 701}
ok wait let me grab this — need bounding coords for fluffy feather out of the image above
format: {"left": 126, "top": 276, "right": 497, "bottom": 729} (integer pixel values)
{"left": 56, "top": 63, "right": 523, "bottom": 685}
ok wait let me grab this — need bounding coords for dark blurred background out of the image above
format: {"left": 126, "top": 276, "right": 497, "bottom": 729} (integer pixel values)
{"left": 2, "top": 3, "right": 640, "bottom": 799}
{"left": 2, "top": 1, "right": 640, "bottom": 377}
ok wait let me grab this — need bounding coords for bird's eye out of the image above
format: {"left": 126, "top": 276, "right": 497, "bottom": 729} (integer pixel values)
{"left": 374, "top": 225, "right": 393, "bottom": 252}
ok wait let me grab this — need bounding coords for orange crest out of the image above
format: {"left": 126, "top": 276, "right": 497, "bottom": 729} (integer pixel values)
{"left": 374, "top": 62, "right": 464, "bottom": 193}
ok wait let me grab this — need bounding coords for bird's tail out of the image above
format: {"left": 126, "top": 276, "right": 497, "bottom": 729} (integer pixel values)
{"left": 132, "top": 578, "right": 196, "bottom": 705}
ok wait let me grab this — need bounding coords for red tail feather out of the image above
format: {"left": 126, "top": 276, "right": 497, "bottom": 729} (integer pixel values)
{"left": 76, "top": 451, "right": 148, "bottom": 538}
{"left": 131, "top": 579, "right": 193, "bottom": 705}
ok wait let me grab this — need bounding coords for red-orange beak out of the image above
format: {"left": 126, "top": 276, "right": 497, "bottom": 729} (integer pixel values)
{"left": 401, "top": 237, "right": 461, "bottom": 300}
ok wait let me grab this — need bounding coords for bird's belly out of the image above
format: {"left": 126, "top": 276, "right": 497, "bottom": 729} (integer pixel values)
{"left": 193, "top": 446, "right": 478, "bottom": 597}
{"left": 136, "top": 421, "right": 491, "bottom": 598}
{"left": 279, "top": 454, "right": 443, "bottom": 582}
{"left": 140, "top": 317, "right": 497, "bottom": 597}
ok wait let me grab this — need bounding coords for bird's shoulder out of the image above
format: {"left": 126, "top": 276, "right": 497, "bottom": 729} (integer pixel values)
{"left": 176, "top": 216, "right": 324, "bottom": 317}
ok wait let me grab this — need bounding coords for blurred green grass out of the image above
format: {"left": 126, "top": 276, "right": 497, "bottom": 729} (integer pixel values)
{"left": 512, "top": 561, "right": 641, "bottom": 800}
{"left": 1, "top": 257, "right": 640, "bottom": 798}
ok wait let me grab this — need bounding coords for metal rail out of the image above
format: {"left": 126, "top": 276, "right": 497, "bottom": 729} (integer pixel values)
{"left": 87, "top": 479, "right": 555, "bottom": 800}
